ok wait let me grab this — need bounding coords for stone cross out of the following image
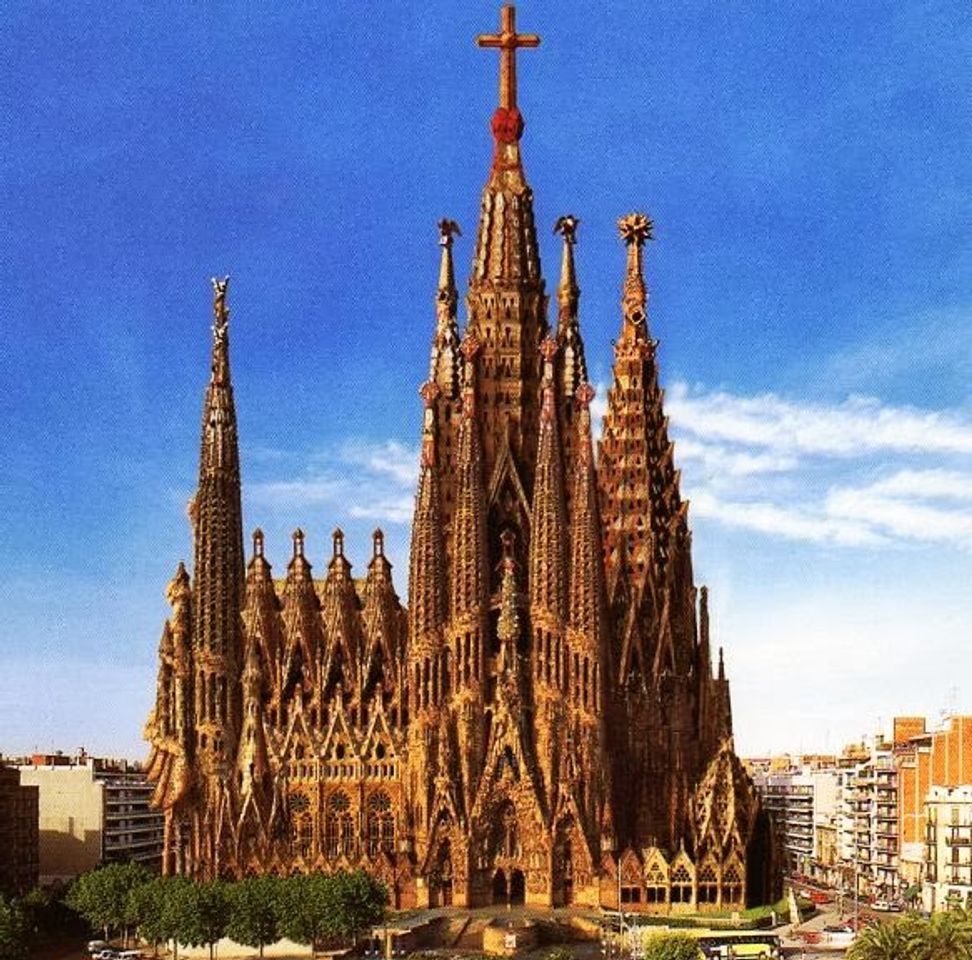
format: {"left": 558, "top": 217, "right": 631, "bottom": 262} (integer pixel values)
{"left": 476, "top": 5, "right": 540, "bottom": 110}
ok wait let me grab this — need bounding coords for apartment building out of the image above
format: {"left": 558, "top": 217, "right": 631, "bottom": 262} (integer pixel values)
{"left": 752, "top": 760, "right": 840, "bottom": 882}
{"left": 0, "top": 761, "right": 39, "bottom": 895}
{"left": 924, "top": 785, "right": 972, "bottom": 912}
{"left": 18, "top": 751, "right": 162, "bottom": 882}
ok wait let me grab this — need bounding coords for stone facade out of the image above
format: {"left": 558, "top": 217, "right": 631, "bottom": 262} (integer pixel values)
{"left": 144, "top": 5, "right": 777, "bottom": 912}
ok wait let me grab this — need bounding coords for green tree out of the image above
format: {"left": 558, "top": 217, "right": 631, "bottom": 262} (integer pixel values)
{"left": 327, "top": 870, "right": 387, "bottom": 943}
{"left": 0, "top": 894, "right": 28, "bottom": 960}
{"left": 276, "top": 873, "right": 334, "bottom": 953}
{"left": 173, "top": 880, "right": 230, "bottom": 960}
{"left": 848, "top": 915, "right": 925, "bottom": 960}
{"left": 915, "top": 909, "right": 972, "bottom": 960}
{"left": 130, "top": 875, "right": 192, "bottom": 957}
{"left": 226, "top": 875, "right": 280, "bottom": 958}
{"left": 641, "top": 932, "right": 701, "bottom": 960}
{"left": 66, "top": 862, "right": 154, "bottom": 942}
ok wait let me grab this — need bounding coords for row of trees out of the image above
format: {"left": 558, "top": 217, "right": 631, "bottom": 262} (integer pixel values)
{"left": 65, "top": 864, "right": 387, "bottom": 958}
{"left": 848, "top": 909, "right": 972, "bottom": 960}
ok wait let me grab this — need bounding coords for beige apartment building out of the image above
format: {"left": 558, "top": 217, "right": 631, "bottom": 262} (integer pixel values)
{"left": 18, "top": 752, "right": 162, "bottom": 882}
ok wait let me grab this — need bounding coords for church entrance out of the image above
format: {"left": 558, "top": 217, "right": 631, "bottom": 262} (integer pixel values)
{"left": 492, "top": 869, "right": 508, "bottom": 905}
{"left": 432, "top": 840, "right": 453, "bottom": 907}
{"left": 510, "top": 869, "right": 525, "bottom": 905}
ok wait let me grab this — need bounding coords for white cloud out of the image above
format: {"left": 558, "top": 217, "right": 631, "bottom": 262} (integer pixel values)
{"left": 690, "top": 488, "right": 887, "bottom": 548}
{"left": 826, "top": 483, "right": 972, "bottom": 546}
{"left": 675, "top": 437, "right": 799, "bottom": 478}
{"left": 668, "top": 382, "right": 972, "bottom": 457}
{"left": 249, "top": 440, "right": 420, "bottom": 528}
{"left": 860, "top": 469, "right": 972, "bottom": 502}
{"left": 339, "top": 440, "right": 419, "bottom": 488}
{"left": 666, "top": 384, "right": 972, "bottom": 550}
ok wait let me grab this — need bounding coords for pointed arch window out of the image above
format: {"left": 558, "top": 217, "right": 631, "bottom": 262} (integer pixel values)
{"left": 367, "top": 791, "right": 395, "bottom": 857}
{"left": 721, "top": 862, "right": 743, "bottom": 905}
{"left": 671, "top": 861, "right": 694, "bottom": 904}
{"left": 645, "top": 861, "right": 668, "bottom": 904}
{"left": 326, "top": 791, "right": 354, "bottom": 859}
{"left": 698, "top": 861, "right": 718, "bottom": 904}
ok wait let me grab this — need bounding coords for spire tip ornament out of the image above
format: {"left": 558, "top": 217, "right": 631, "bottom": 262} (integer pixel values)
{"left": 618, "top": 213, "right": 654, "bottom": 330}
{"left": 477, "top": 5, "right": 540, "bottom": 144}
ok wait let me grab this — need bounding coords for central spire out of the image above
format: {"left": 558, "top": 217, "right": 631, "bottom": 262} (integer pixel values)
{"left": 476, "top": 6, "right": 540, "bottom": 177}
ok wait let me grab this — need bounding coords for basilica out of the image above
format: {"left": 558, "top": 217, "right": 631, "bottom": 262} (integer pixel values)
{"left": 144, "top": 5, "right": 778, "bottom": 911}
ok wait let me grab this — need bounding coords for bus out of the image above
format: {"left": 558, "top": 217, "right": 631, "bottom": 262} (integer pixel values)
{"left": 696, "top": 933, "right": 782, "bottom": 958}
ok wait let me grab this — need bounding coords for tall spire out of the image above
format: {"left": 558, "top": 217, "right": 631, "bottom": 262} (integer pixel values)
{"left": 554, "top": 215, "right": 588, "bottom": 477}
{"left": 528, "top": 337, "right": 568, "bottom": 619}
{"left": 598, "top": 215, "right": 683, "bottom": 593}
{"left": 192, "top": 276, "right": 245, "bottom": 773}
{"left": 449, "top": 337, "right": 489, "bottom": 617}
{"left": 470, "top": 5, "right": 543, "bottom": 283}
{"left": 618, "top": 212, "right": 654, "bottom": 339}
{"left": 476, "top": 4, "right": 540, "bottom": 177}
{"left": 569, "top": 384, "right": 607, "bottom": 641}
{"left": 468, "top": 6, "right": 546, "bottom": 487}
{"left": 408, "top": 383, "right": 447, "bottom": 643}
{"left": 429, "top": 220, "right": 462, "bottom": 398}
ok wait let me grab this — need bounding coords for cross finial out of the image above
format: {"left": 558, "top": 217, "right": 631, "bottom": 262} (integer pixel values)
{"left": 476, "top": 6, "right": 540, "bottom": 112}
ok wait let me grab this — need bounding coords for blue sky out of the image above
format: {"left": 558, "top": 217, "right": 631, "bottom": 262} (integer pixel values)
{"left": 0, "top": 2, "right": 968, "bottom": 760}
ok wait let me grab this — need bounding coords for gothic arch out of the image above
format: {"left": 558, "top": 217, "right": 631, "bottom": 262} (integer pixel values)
{"left": 642, "top": 848, "right": 669, "bottom": 907}
{"left": 366, "top": 789, "right": 395, "bottom": 857}
{"left": 324, "top": 790, "right": 355, "bottom": 861}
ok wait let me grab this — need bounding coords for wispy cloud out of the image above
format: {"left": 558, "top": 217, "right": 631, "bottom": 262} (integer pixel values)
{"left": 249, "top": 440, "right": 420, "bottom": 527}
{"left": 664, "top": 384, "right": 972, "bottom": 550}
{"left": 667, "top": 383, "right": 972, "bottom": 457}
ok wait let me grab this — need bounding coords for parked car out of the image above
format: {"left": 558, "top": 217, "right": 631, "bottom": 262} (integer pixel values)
{"left": 87, "top": 944, "right": 109, "bottom": 956}
{"left": 810, "top": 890, "right": 833, "bottom": 904}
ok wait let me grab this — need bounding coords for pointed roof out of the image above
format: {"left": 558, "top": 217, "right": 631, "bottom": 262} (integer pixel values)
{"left": 408, "top": 384, "right": 447, "bottom": 643}
{"left": 528, "top": 337, "right": 568, "bottom": 619}
{"left": 280, "top": 529, "right": 323, "bottom": 700}
{"left": 362, "top": 529, "right": 403, "bottom": 695}
{"left": 598, "top": 215, "right": 685, "bottom": 596}
{"left": 554, "top": 215, "right": 588, "bottom": 398}
{"left": 320, "top": 528, "right": 364, "bottom": 691}
{"left": 243, "top": 529, "right": 283, "bottom": 691}
{"left": 471, "top": 6, "right": 542, "bottom": 286}
{"left": 428, "top": 221, "right": 462, "bottom": 397}
{"left": 449, "top": 338, "right": 489, "bottom": 617}
{"left": 568, "top": 384, "right": 607, "bottom": 642}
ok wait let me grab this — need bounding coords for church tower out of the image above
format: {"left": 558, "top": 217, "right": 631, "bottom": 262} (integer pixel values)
{"left": 145, "top": 3, "right": 779, "bottom": 912}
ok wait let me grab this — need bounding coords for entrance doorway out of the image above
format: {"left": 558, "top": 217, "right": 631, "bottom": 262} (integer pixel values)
{"left": 510, "top": 869, "right": 525, "bottom": 905}
{"left": 492, "top": 869, "right": 508, "bottom": 905}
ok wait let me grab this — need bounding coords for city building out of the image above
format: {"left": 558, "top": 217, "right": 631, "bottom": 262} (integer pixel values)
{"left": 0, "top": 761, "right": 39, "bottom": 895}
{"left": 18, "top": 752, "right": 163, "bottom": 883}
{"left": 143, "top": 5, "right": 779, "bottom": 911}
{"left": 752, "top": 763, "right": 839, "bottom": 884}
{"left": 752, "top": 716, "right": 972, "bottom": 911}
{"left": 924, "top": 785, "right": 972, "bottom": 912}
